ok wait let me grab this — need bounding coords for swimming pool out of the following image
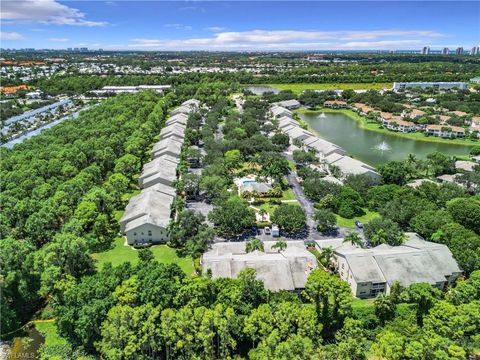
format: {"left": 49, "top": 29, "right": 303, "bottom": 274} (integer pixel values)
{"left": 242, "top": 180, "right": 257, "bottom": 185}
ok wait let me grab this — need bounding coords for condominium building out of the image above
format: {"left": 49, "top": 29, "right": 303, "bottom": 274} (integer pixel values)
{"left": 393, "top": 82, "right": 468, "bottom": 91}
{"left": 421, "top": 46, "right": 430, "bottom": 55}
{"left": 316, "top": 234, "right": 462, "bottom": 298}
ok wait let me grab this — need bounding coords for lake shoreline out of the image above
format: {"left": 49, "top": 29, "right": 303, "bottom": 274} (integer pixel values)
{"left": 298, "top": 110, "right": 471, "bottom": 166}
{"left": 296, "top": 107, "right": 478, "bottom": 147}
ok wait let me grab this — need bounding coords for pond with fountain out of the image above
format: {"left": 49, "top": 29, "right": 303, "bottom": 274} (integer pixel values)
{"left": 298, "top": 111, "right": 471, "bottom": 166}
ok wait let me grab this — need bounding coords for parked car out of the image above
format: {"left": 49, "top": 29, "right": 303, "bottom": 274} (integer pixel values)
{"left": 355, "top": 221, "right": 364, "bottom": 229}
{"left": 264, "top": 227, "right": 271, "bottom": 235}
{"left": 271, "top": 224, "right": 280, "bottom": 237}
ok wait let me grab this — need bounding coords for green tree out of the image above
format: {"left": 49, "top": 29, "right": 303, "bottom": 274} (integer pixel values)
{"left": 378, "top": 161, "right": 409, "bottom": 185}
{"left": 334, "top": 186, "right": 365, "bottom": 219}
{"left": 114, "top": 154, "right": 141, "bottom": 181}
{"left": 374, "top": 293, "right": 396, "bottom": 325}
{"left": 272, "top": 204, "right": 307, "bottom": 233}
{"left": 98, "top": 303, "right": 162, "bottom": 359}
{"left": 208, "top": 196, "right": 255, "bottom": 237}
{"left": 315, "top": 208, "right": 337, "bottom": 233}
{"left": 224, "top": 149, "right": 244, "bottom": 173}
{"left": 35, "top": 233, "right": 95, "bottom": 296}
{"left": 446, "top": 197, "right": 480, "bottom": 234}
{"left": 303, "top": 269, "right": 353, "bottom": 336}
{"left": 363, "top": 217, "right": 405, "bottom": 246}
{"left": 402, "top": 283, "right": 442, "bottom": 326}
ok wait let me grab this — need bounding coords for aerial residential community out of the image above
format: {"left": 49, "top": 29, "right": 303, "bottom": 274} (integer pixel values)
{"left": 1, "top": 1, "right": 480, "bottom": 359}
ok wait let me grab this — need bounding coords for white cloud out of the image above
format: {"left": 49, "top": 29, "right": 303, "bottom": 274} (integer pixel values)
{"left": 0, "top": 31, "right": 25, "bottom": 40}
{"left": 127, "top": 29, "right": 445, "bottom": 50}
{"left": 48, "top": 37, "right": 69, "bottom": 42}
{"left": 1, "top": 0, "right": 107, "bottom": 27}
{"left": 164, "top": 23, "right": 192, "bottom": 31}
{"left": 205, "top": 27, "right": 227, "bottom": 32}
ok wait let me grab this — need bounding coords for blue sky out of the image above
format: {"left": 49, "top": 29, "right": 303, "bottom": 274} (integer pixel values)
{"left": 1, "top": 1, "right": 479, "bottom": 50}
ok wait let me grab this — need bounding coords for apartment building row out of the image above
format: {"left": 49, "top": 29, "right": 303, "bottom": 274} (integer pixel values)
{"left": 119, "top": 99, "right": 201, "bottom": 246}
{"left": 270, "top": 104, "right": 381, "bottom": 183}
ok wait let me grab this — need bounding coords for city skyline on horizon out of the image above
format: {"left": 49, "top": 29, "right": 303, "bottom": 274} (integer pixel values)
{"left": 1, "top": 1, "right": 479, "bottom": 51}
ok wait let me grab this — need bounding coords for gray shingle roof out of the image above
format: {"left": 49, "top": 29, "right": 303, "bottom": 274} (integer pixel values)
{"left": 201, "top": 241, "right": 317, "bottom": 291}
{"left": 166, "top": 113, "right": 189, "bottom": 126}
{"left": 120, "top": 188, "right": 175, "bottom": 232}
{"left": 151, "top": 138, "right": 183, "bottom": 158}
{"left": 139, "top": 155, "right": 178, "bottom": 187}
{"left": 333, "top": 233, "right": 461, "bottom": 287}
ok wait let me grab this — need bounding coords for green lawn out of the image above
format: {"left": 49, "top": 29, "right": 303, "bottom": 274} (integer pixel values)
{"left": 262, "top": 83, "right": 392, "bottom": 94}
{"left": 92, "top": 237, "right": 195, "bottom": 275}
{"left": 257, "top": 200, "right": 300, "bottom": 218}
{"left": 298, "top": 108, "right": 479, "bottom": 147}
{"left": 336, "top": 209, "right": 380, "bottom": 228}
{"left": 351, "top": 297, "right": 375, "bottom": 309}
{"left": 34, "top": 321, "right": 67, "bottom": 348}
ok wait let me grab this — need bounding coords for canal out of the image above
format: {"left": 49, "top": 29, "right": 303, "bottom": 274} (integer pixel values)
{"left": 299, "top": 111, "right": 471, "bottom": 166}
{"left": 2, "top": 104, "right": 96, "bottom": 149}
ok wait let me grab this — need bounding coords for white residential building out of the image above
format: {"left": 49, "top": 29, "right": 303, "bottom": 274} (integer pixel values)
{"left": 316, "top": 233, "right": 462, "bottom": 298}
{"left": 382, "top": 119, "right": 416, "bottom": 133}
{"left": 201, "top": 241, "right": 317, "bottom": 291}
{"left": 120, "top": 185, "right": 175, "bottom": 245}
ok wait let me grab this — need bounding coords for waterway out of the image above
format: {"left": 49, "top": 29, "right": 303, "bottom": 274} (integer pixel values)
{"left": 299, "top": 111, "right": 471, "bottom": 166}
{"left": 0, "top": 325, "right": 44, "bottom": 360}
{"left": 2, "top": 105, "right": 95, "bottom": 149}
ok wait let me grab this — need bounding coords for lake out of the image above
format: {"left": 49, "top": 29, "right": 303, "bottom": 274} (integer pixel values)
{"left": 299, "top": 111, "right": 471, "bottom": 166}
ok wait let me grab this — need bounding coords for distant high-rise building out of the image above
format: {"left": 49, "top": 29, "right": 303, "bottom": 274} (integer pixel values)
{"left": 80, "top": 47, "right": 88, "bottom": 52}
{"left": 471, "top": 46, "right": 480, "bottom": 56}
{"left": 421, "top": 46, "right": 430, "bottom": 55}
{"left": 442, "top": 47, "right": 449, "bottom": 55}
{"left": 456, "top": 47, "right": 464, "bottom": 55}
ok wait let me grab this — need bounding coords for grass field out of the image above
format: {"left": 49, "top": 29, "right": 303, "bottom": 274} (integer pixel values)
{"left": 298, "top": 108, "right": 479, "bottom": 147}
{"left": 34, "top": 321, "right": 67, "bottom": 348}
{"left": 92, "top": 237, "right": 195, "bottom": 275}
{"left": 336, "top": 209, "right": 380, "bottom": 228}
{"left": 262, "top": 83, "right": 392, "bottom": 94}
{"left": 351, "top": 297, "right": 375, "bottom": 309}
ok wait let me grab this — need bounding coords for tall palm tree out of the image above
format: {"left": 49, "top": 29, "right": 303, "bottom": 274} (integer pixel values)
{"left": 246, "top": 238, "right": 264, "bottom": 253}
{"left": 406, "top": 154, "right": 418, "bottom": 178}
{"left": 272, "top": 239, "right": 287, "bottom": 252}
{"left": 343, "top": 232, "right": 363, "bottom": 248}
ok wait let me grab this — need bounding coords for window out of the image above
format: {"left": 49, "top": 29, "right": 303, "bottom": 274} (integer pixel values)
{"left": 341, "top": 263, "right": 344, "bottom": 269}
{"left": 134, "top": 232, "right": 137, "bottom": 236}
{"left": 148, "top": 230, "right": 152, "bottom": 236}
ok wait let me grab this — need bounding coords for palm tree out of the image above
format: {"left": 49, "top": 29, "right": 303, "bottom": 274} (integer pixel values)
{"left": 319, "top": 246, "right": 335, "bottom": 269}
{"left": 246, "top": 238, "right": 264, "bottom": 253}
{"left": 272, "top": 239, "right": 287, "bottom": 252}
{"left": 406, "top": 154, "right": 418, "bottom": 178}
{"left": 343, "top": 232, "right": 363, "bottom": 248}
{"left": 371, "top": 228, "right": 388, "bottom": 246}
